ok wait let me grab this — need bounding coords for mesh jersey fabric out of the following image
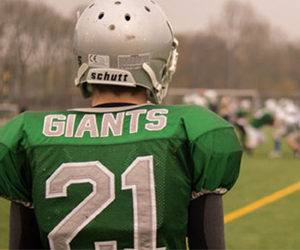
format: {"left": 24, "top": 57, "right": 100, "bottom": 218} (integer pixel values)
{"left": 0, "top": 104, "right": 242, "bottom": 249}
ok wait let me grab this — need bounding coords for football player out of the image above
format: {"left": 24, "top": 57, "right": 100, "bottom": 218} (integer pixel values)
{"left": 276, "top": 100, "right": 300, "bottom": 157}
{"left": 0, "top": 0, "right": 242, "bottom": 249}
{"left": 244, "top": 108, "right": 274, "bottom": 152}
{"left": 232, "top": 99, "right": 252, "bottom": 153}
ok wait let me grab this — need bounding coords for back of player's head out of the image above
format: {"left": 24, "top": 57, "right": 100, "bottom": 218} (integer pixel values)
{"left": 73, "top": 0, "right": 178, "bottom": 104}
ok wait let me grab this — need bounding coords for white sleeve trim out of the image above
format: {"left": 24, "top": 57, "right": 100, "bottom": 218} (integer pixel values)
{"left": 0, "top": 195, "right": 33, "bottom": 208}
{"left": 191, "top": 187, "right": 228, "bottom": 200}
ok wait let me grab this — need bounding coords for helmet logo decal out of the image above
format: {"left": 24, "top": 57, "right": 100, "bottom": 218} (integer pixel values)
{"left": 87, "top": 69, "right": 136, "bottom": 86}
{"left": 91, "top": 72, "right": 129, "bottom": 82}
{"left": 88, "top": 54, "right": 110, "bottom": 68}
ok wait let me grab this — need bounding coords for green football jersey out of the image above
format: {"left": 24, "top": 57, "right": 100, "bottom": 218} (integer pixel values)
{"left": 0, "top": 104, "right": 242, "bottom": 249}
{"left": 235, "top": 109, "right": 248, "bottom": 118}
{"left": 250, "top": 110, "right": 274, "bottom": 129}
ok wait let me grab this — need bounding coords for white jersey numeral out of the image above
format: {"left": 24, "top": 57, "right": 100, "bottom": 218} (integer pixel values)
{"left": 46, "top": 156, "right": 165, "bottom": 250}
{"left": 122, "top": 156, "right": 165, "bottom": 250}
{"left": 46, "top": 162, "right": 115, "bottom": 250}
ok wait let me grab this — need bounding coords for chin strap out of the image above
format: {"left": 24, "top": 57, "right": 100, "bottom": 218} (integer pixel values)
{"left": 164, "top": 38, "right": 179, "bottom": 83}
{"left": 74, "top": 63, "right": 89, "bottom": 87}
{"left": 142, "top": 38, "right": 179, "bottom": 104}
{"left": 142, "top": 63, "right": 161, "bottom": 92}
{"left": 142, "top": 62, "right": 165, "bottom": 104}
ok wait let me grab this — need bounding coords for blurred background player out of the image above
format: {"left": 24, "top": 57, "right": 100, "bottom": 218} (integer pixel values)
{"left": 182, "top": 90, "right": 209, "bottom": 108}
{"left": 183, "top": 88, "right": 219, "bottom": 113}
{"left": 218, "top": 96, "right": 234, "bottom": 122}
{"left": 0, "top": 0, "right": 242, "bottom": 249}
{"left": 286, "top": 130, "right": 300, "bottom": 157}
{"left": 268, "top": 98, "right": 300, "bottom": 158}
{"left": 203, "top": 89, "right": 219, "bottom": 113}
{"left": 244, "top": 105, "right": 274, "bottom": 152}
{"left": 232, "top": 99, "right": 252, "bottom": 152}
{"left": 264, "top": 98, "right": 283, "bottom": 158}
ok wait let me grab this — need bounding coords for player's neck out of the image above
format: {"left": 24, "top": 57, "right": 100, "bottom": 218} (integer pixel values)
{"left": 91, "top": 90, "right": 148, "bottom": 107}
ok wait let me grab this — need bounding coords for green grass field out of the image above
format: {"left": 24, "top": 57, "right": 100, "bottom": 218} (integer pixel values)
{"left": 0, "top": 128, "right": 299, "bottom": 249}
{"left": 0, "top": 199, "right": 9, "bottom": 248}
{"left": 224, "top": 128, "right": 300, "bottom": 249}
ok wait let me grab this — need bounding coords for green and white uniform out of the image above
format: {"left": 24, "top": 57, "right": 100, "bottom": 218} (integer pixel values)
{"left": 245, "top": 110, "right": 274, "bottom": 148}
{"left": 0, "top": 104, "right": 242, "bottom": 249}
{"left": 250, "top": 111, "right": 274, "bottom": 129}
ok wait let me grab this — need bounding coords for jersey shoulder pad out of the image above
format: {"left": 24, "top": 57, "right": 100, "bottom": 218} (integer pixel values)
{"left": 175, "top": 104, "right": 233, "bottom": 141}
{"left": 0, "top": 113, "right": 25, "bottom": 149}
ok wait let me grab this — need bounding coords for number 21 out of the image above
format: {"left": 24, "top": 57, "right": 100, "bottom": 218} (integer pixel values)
{"left": 46, "top": 156, "right": 165, "bottom": 250}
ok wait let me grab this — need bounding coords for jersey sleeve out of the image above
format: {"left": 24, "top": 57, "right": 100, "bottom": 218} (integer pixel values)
{"left": 190, "top": 127, "right": 242, "bottom": 198}
{"left": 0, "top": 114, "right": 32, "bottom": 207}
{"left": 181, "top": 105, "right": 242, "bottom": 198}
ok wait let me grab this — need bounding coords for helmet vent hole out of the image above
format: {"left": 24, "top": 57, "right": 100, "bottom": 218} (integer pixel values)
{"left": 109, "top": 24, "right": 116, "bottom": 30}
{"left": 150, "top": 0, "right": 156, "bottom": 4}
{"left": 89, "top": 3, "right": 95, "bottom": 8}
{"left": 145, "top": 6, "right": 151, "bottom": 12}
{"left": 125, "top": 14, "right": 131, "bottom": 21}
{"left": 98, "top": 12, "right": 104, "bottom": 20}
{"left": 115, "top": 1, "right": 121, "bottom": 5}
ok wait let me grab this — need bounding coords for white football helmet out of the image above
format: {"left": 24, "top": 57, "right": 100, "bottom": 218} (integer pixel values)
{"left": 73, "top": 0, "right": 178, "bottom": 104}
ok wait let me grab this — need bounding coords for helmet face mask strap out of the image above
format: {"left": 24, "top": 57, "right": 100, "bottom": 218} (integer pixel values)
{"left": 142, "top": 62, "right": 162, "bottom": 104}
{"left": 166, "top": 38, "right": 179, "bottom": 80}
{"left": 73, "top": 0, "right": 178, "bottom": 104}
{"left": 142, "top": 37, "right": 179, "bottom": 104}
{"left": 162, "top": 38, "right": 179, "bottom": 84}
{"left": 75, "top": 63, "right": 89, "bottom": 87}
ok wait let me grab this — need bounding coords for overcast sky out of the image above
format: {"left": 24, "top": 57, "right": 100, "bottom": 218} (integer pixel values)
{"left": 27, "top": 0, "right": 300, "bottom": 40}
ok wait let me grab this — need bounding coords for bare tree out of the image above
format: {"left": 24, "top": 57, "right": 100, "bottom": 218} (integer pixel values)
{"left": 210, "top": 0, "right": 265, "bottom": 88}
{"left": 1, "top": 0, "right": 299, "bottom": 108}
{"left": 0, "top": 0, "right": 77, "bottom": 108}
